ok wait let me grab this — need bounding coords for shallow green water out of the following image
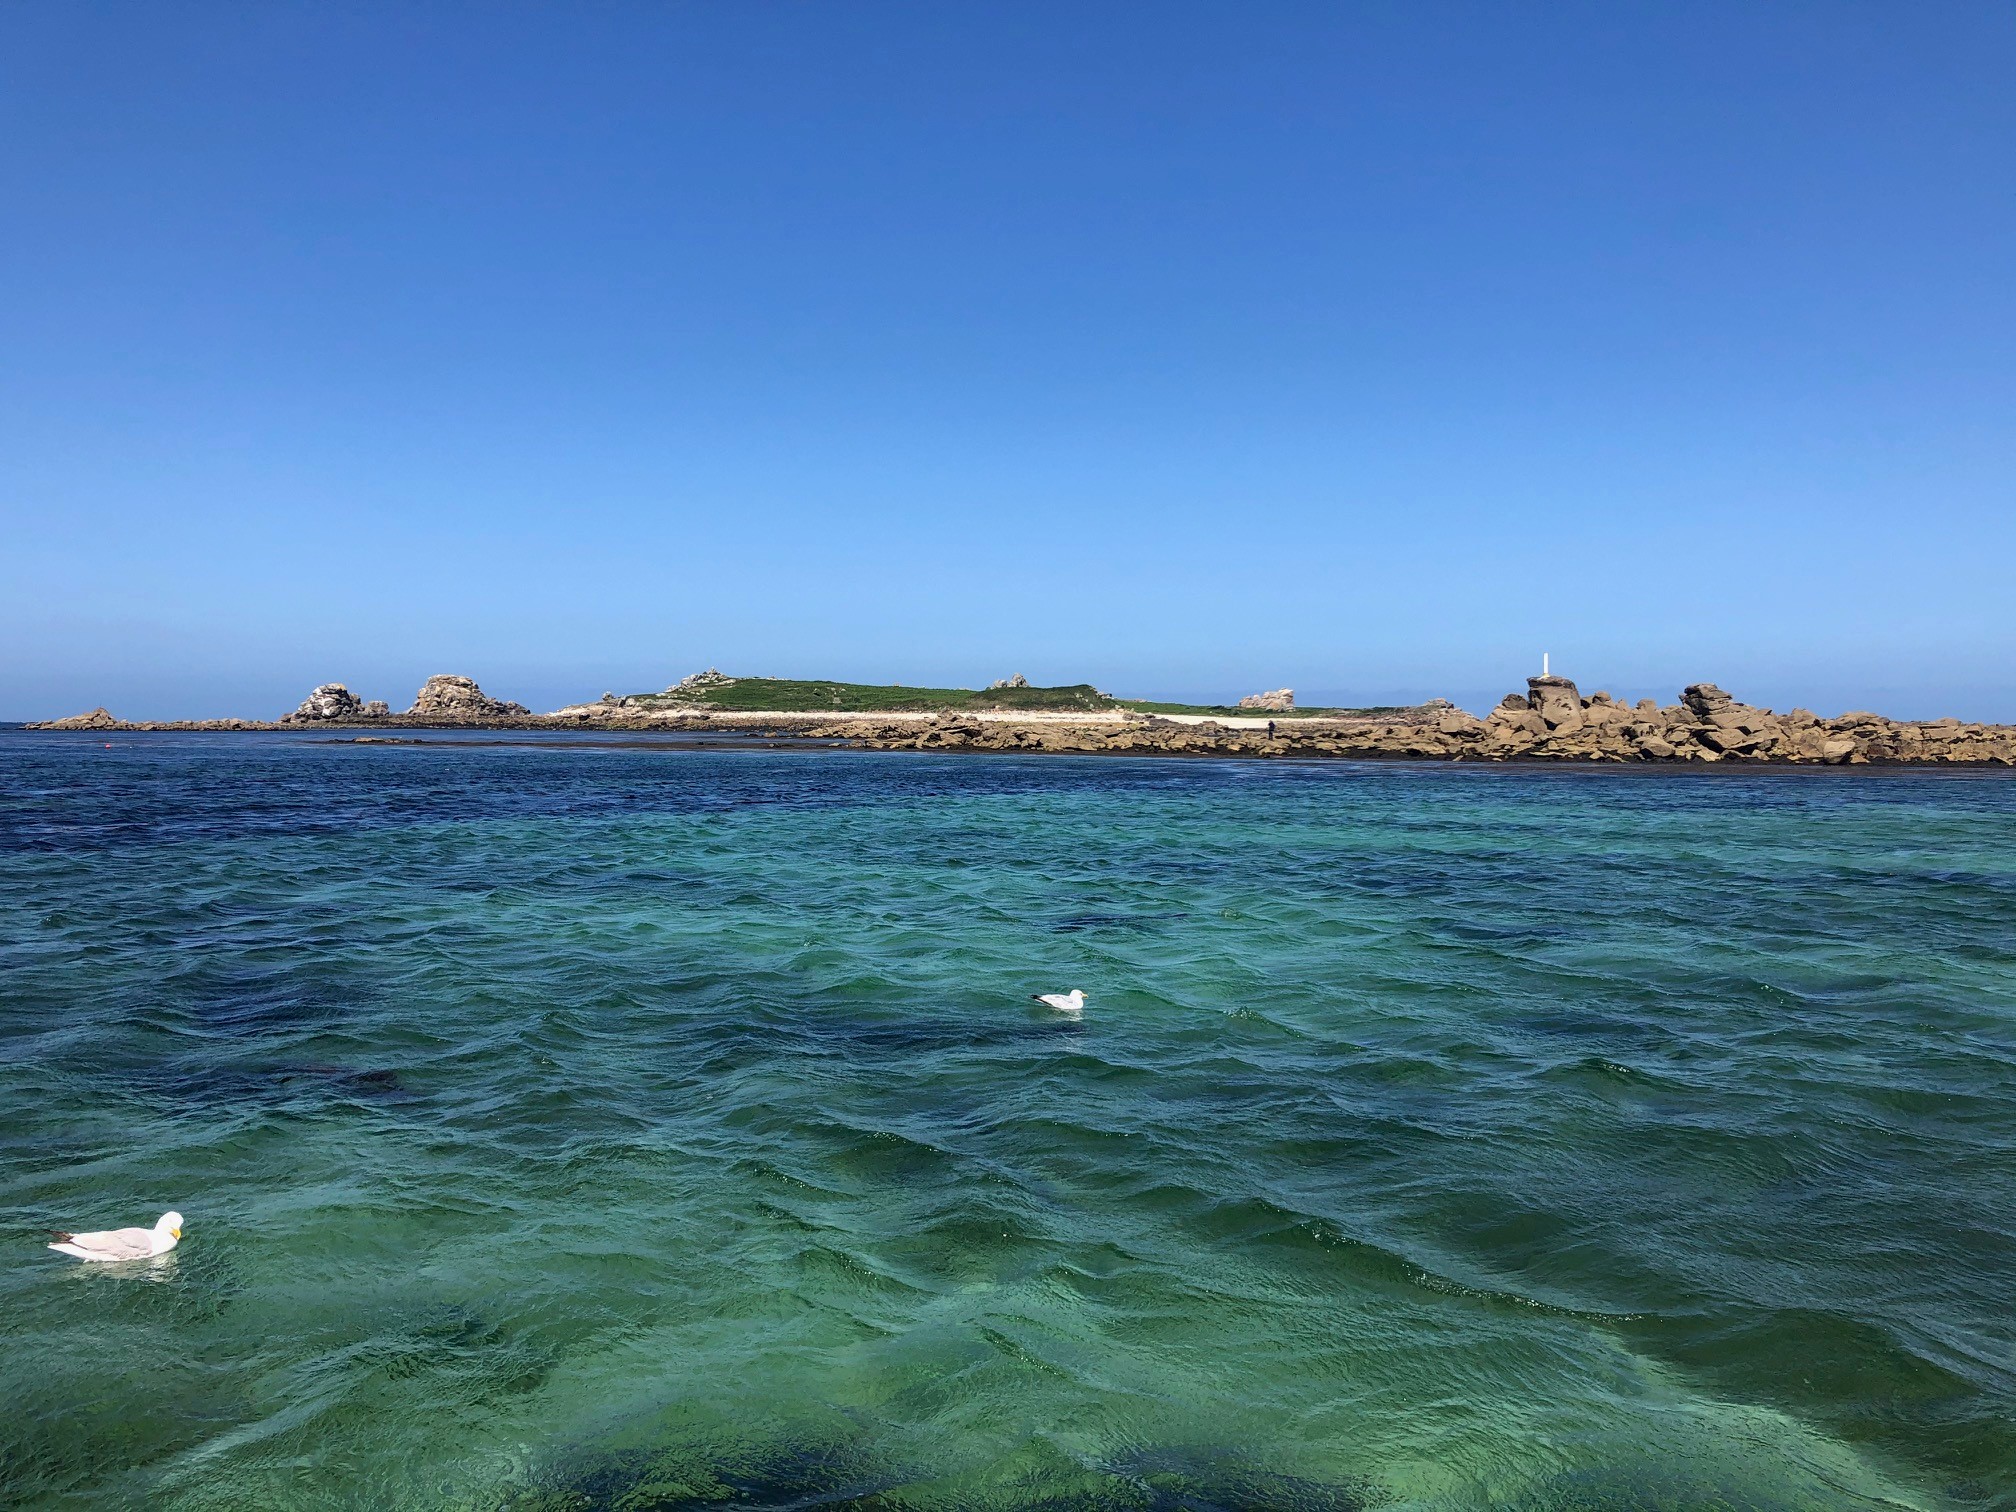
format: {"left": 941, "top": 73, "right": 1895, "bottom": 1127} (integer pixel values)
{"left": 2, "top": 732, "right": 2013, "bottom": 1509}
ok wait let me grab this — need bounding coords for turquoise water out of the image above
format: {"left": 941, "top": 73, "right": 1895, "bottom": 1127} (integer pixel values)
{"left": 2, "top": 731, "right": 2013, "bottom": 1510}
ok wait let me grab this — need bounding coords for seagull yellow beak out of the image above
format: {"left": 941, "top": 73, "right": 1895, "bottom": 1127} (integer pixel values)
{"left": 171, "top": 1227, "right": 182, "bottom": 1239}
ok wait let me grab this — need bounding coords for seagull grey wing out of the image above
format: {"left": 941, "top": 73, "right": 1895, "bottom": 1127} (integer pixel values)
{"left": 71, "top": 1226, "right": 157, "bottom": 1259}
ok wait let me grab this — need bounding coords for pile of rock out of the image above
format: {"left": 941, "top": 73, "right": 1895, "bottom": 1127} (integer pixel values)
{"left": 406, "top": 675, "right": 529, "bottom": 720}
{"left": 989, "top": 673, "right": 1031, "bottom": 690}
{"left": 24, "top": 667, "right": 2015, "bottom": 764}
{"left": 664, "top": 669, "right": 732, "bottom": 696}
{"left": 800, "top": 676, "right": 2016, "bottom": 766}
{"left": 1238, "top": 689, "right": 1295, "bottom": 711}
{"left": 40, "top": 707, "right": 120, "bottom": 729}
{"left": 1454, "top": 676, "right": 2015, "bottom": 765}
{"left": 282, "top": 684, "right": 390, "bottom": 723}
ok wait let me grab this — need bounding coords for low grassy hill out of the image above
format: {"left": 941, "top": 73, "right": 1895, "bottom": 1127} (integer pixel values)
{"left": 624, "top": 676, "right": 1407, "bottom": 718}
{"left": 629, "top": 678, "right": 1114, "bottom": 714}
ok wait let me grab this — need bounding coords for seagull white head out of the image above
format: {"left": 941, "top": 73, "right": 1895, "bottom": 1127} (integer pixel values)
{"left": 157, "top": 1212, "right": 184, "bottom": 1240}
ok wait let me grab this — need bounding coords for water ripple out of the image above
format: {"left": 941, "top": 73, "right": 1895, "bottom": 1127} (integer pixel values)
{"left": 1, "top": 733, "right": 2012, "bottom": 1508}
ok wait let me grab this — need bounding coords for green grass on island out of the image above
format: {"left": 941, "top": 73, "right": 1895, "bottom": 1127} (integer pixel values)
{"left": 622, "top": 676, "right": 1412, "bottom": 718}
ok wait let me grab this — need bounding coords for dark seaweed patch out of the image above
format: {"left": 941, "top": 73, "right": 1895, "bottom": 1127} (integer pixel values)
{"left": 186, "top": 982, "right": 355, "bottom": 1037}
{"left": 500, "top": 1437, "right": 1385, "bottom": 1511}
{"left": 1051, "top": 912, "right": 1191, "bottom": 934}
{"left": 501, "top": 1436, "right": 889, "bottom": 1511}
{"left": 1105, "top": 1447, "right": 1381, "bottom": 1511}
{"left": 107, "top": 1059, "right": 413, "bottom": 1113}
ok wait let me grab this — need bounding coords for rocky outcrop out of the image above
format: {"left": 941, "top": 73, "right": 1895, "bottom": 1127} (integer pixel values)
{"left": 22, "top": 668, "right": 2016, "bottom": 764}
{"left": 1525, "top": 675, "right": 1584, "bottom": 733}
{"left": 282, "top": 683, "right": 388, "bottom": 723}
{"left": 787, "top": 678, "right": 2016, "bottom": 766}
{"left": 1458, "top": 679, "right": 2016, "bottom": 766}
{"left": 798, "top": 707, "right": 1447, "bottom": 759}
{"left": 664, "top": 669, "right": 732, "bottom": 696}
{"left": 1237, "top": 689, "right": 1295, "bottom": 711}
{"left": 989, "top": 673, "right": 1030, "bottom": 690}
{"left": 41, "top": 707, "right": 119, "bottom": 729}
{"left": 406, "top": 675, "right": 529, "bottom": 721}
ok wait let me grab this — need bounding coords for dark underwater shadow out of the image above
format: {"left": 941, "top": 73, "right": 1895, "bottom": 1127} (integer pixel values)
{"left": 688, "top": 1009, "right": 1087, "bottom": 1067}
{"left": 104, "top": 1058, "right": 415, "bottom": 1115}
{"left": 498, "top": 1436, "right": 1387, "bottom": 1511}
{"left": 1050, "top": 911, "right": 1192, "bottom": 935}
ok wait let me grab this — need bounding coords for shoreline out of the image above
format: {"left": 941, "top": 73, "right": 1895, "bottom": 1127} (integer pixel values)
{"left": 16, "top": 718, "right": 2016, "bottom": 771}
{"left": 22, "top": 673, "right": 2016, "bottom": 767}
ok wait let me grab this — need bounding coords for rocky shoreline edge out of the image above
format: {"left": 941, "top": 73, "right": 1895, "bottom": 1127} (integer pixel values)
{"left": 25, "top": 672, "right": 2016, "bottom": 766}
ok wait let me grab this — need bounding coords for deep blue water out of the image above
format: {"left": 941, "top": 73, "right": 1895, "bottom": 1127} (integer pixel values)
{"left": 2, "top": 730, "right": 2013, "bottom": 1510}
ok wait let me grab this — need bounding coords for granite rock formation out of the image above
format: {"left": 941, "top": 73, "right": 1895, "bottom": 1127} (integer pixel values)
{"left": 282, "top": 683, "right": 388, "bottom": 722}
{"left": 407, "top": 675, "right": 529, "bottom": 720}
{"left": 1459, "top": 677, "right": 2015, "bottom": 765}
{"left": 790, "top": 677, "right": 2015, "bottom": 765}
{"left": 989, "top": 674, "right": 1031, "bottom": 690}
{"left": 1238, "top": 689, "right": 1295, "bottom": 711}
{"left": 664, "top": 669, "right": 732, "bottom": 696}
{"left": 23, "top": 668, "right": 2016, "bottom": 764}
{"left": 1524, "top": 675, "right": 1583, "bottom": 733}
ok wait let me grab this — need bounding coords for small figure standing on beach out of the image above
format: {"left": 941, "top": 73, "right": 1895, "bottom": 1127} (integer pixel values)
{"left": 1267, "top": 720, "right": 1277, "bottom": 738}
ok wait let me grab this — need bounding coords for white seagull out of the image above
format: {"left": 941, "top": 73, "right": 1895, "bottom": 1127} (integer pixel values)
{"left": 47, "top": 1211, "right": 183, "bottom": 1263}
{"left": 1032, "top": 988, "right": 1087, "bottom": 1014}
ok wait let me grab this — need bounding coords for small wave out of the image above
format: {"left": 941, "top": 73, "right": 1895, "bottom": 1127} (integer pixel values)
{"left": 1050, "top": 911, "right": 1192, "bottom": 935}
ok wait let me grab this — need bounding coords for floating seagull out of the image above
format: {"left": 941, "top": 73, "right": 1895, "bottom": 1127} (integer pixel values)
{"left": 1032, "top": 989, "right": 1087, "bottom": 1014}
{"left": 47, "top": 1211, "right": 183, "bottom": 1263}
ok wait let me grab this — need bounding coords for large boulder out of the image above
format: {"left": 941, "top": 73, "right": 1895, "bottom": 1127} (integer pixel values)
{"left": 1238, "top": 688, "right": 1295, "bottom": 711}
{"left": 1526, "top": 675, "right": 1583, "bottom": 732}
{"left": 43, "top": 707, "right": 119, "bottom": 729}
{"left": 1486, "top": 704, "right": 1546, "bottom": 742}
{"left": 407, "top": 675, "right": 530, "bottom": 720}
{"left": 282, "top": 683, "right": 385, "bottom": 722}
{"left": 989, "top": 673, "right": 1031, "bottom": 690}
{"left": 1682, "top": 683, "right": 1735, "bottom": 718}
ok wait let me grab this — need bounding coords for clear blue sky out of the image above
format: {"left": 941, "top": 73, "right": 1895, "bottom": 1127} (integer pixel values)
{"left": 3, "top": 2, "right": 2012, "bottom": 719}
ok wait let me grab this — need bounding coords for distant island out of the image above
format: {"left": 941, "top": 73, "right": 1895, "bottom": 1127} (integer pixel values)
{"left": 25, "top": 669, "right": 2016, "bottom": 766}
{"left": 544, "top": 669, "right": 1373, "bottom": 720}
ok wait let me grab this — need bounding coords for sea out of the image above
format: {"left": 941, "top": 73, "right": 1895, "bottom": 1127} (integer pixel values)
{"left": 1, "top": 729, "right": 2011, "bottom": 1510}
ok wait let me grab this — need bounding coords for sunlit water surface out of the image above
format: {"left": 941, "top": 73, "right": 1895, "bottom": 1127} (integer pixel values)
{"left": 2, "top": 731, "right": 2013, "bottom": 1510}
